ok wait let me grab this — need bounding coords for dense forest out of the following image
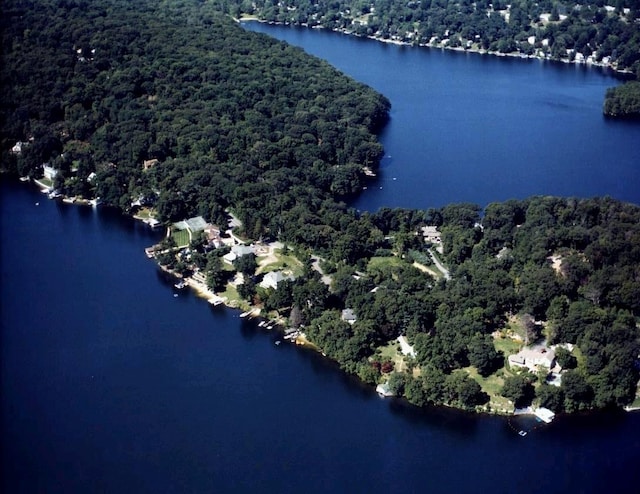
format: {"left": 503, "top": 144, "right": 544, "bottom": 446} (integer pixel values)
{"left": 2, "top": 0, "right": 639, "bottom": 414}
{"left": 219, "top": 0, "right": 640, "bottom": 78}
{"left": 1, "top": 0, "right": 389, "bottom": 243}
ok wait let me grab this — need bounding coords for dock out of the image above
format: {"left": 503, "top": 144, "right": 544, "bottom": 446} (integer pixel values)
{"left": 208, "top": 295, "right": 225, "bottom": 306}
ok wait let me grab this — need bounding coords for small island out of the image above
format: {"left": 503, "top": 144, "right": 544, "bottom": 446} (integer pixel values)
{"left": 2, "top": 0, "right": 639, "bottom": 417}
{"left": 604, "top": 81, "right": 640, "bottom": 118}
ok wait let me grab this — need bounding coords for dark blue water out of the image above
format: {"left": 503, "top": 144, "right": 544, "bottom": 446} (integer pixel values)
{"left": 2, "top": 183, "right": 640, "bottom": 493}
{"left": 245, "top": 22, "right": 640, "bottom": 210}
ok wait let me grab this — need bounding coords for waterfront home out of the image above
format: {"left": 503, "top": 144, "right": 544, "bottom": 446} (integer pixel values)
{"left": 508, "top": 344, "right": 556, "bottom": 372}
{"left": 43, "top": 164, "right": 58, "bottom": 180}
{"left": 260, "top": 271, "right": 294, "bottom": 290}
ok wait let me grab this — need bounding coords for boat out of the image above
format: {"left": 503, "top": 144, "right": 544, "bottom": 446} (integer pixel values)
{"left": 518, "top": 430, "right": 527, "bottom": 437}
{"left": 174, "top": 281, "right": 186, "bottom": 290}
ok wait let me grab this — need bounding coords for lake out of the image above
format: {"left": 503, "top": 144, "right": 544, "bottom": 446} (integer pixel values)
{"left": 244, "top": 22, "right": 640, "bottom": 211}
{"left": 2, "top": 24, "right": 640, "bottom": 494}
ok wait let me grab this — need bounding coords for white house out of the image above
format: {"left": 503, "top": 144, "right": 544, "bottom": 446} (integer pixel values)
{"left": 508, "top": 344, "right": 556, "bottom": 372}
{"left": 11, "top": 141, "right": 24, "bottom": 154}
{"left": 43, "top": 164, "right": 58, "bottom": 180}
{"left": 232, "top": 244, "right": 255, "bottom": 257}
{"left": 260, "top": 271, "right": 294, "bottom": 290}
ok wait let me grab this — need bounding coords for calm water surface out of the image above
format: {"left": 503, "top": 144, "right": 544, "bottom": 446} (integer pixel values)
{"left": 245, "top": 22, "right": 640, "bottom": 210}
{"left": 3, "top": 26, "right": 640, "bottom": 494}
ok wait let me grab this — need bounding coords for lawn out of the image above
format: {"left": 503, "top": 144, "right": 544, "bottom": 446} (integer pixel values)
{"left": 465, "top": 366, "right": 514, "bottom": 413}
{"left": 368, "top": 256, "right": 405, "bottom": 270}
{"left": 38, "top": 177, "right": 53, "bottom": 188}
{"left": 134, "top": 207, "right": 154, "bottom": 219}
{"left": 494, "top": 336, "right": 522, "bottom": 357}
{"left": 376, "top": 339, "right": 408, "bottom": 372}
{"left": 220, "top": 284, "right": 247, "bottom": 309}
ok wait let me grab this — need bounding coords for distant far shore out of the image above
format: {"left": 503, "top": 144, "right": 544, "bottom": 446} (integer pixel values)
{"left": 238, "top": 17, "right": 628, "bottom": 77}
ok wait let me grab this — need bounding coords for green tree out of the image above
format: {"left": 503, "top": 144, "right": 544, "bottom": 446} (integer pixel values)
{"left": 468, "top": 333, "right": 503, "bottom": 377}
{"left": 501, "top": 375, "right": 535, "bottom": 408}
{"left": 233, "top": 253, "right": 257, "bottom": 275}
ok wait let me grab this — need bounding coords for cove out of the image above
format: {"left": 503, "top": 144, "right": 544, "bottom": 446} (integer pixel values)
{"left": 244, "top": 22, "right": 640, "bottom": 211}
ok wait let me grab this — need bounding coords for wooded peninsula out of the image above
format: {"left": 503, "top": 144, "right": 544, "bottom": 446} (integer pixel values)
{"left": 2, "top": 0, "right": 639, "bottom": 415}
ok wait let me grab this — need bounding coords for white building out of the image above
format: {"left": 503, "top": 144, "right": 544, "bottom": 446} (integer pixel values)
{"left": 260, "top": 271, "right": 294, "bottom": 290}
{"left": 43, "top": 164, "right": 58, "bottom": 180}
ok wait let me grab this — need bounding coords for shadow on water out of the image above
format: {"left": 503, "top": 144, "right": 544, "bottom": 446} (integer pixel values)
{"left": 387, "top": 398, "right": 481, "bottom": 437}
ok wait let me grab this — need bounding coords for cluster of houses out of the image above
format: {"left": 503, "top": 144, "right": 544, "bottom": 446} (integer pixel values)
{"left": 172, "top": 215, "right": 296, "bottom": 291}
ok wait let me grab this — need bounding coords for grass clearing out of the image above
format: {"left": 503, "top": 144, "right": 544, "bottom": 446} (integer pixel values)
{"left": 368, "top": 256, "right": 405, "bottom": 270}
{"left": 220, "top": 284, "right": 247, "bottom": 310}
{"left": 465, "top": 366, "right": 514, "bottom": 413}
{"left": 134, "top": 207, "right": 154, "bottom": 219}
{"left": 258, "top": 250, "right": 304, "bottom": 276}
{"left": 494, "top": 336, "right": 522, "bottom": 357}
{"left": 38, "top": 177, "right": 53, "bottom": 188}
{"left": 377, "top": 339, "right": 407, "bottom": 372}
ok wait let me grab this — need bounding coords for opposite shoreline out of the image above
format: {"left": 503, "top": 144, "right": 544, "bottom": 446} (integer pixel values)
{"left": 238, "top": 17, "right": 630, "bottom": 78}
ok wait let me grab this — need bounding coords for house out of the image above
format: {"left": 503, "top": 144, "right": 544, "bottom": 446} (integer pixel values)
{"left": 204, "top": 224, "right": 222, "bottom": 249}
{"left": 508, "top": 344, "right": 556, "bottom": 372}
{"left": 420, "top": 226, "right": 441, "bottom": 244}
{"left": 143, "top": 159, "right": 159, "bottom": 171}
{"left": 231, "top": 244, "right": 255, "bottom": 257}
{"left": 11, "top": 141, "right": 25, "bottom": 154}
{"left": 341, "top": 308, "right": 357, "bottom": 325}
{"left": 260, "top": 271, "right": 294, "bottom": 290}
{"left": 43, "top": 164, "right": 58, "bottom": 180}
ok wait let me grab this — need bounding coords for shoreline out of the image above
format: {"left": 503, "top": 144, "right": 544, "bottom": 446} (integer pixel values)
{"left": 239, "top": 17, "right": 628, "bottom": 77}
